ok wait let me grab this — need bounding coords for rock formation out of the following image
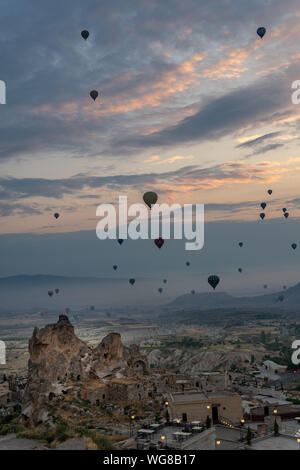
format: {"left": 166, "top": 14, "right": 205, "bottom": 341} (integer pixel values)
{"left": 22, "top": 315, "right": 149, "bottom": 426}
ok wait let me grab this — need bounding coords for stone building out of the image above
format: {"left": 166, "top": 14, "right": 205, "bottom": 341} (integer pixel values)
{"left": 168, "top": 390, "right": 243, "bottom": 425}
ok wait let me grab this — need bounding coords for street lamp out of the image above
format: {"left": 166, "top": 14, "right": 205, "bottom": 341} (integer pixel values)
{"left": 216, "top": 440, "right": 221, "bottom": 448}
{"left": 165, "top": 401, "right": 169, "bottom": 406}
{"left": 206, "top": 405, "right": 211, "bottom": 409}
{"left": 273, "top": 409, "right": 278, "bottom": 415}
{"left": 240, "top": 419, "right": 245, "bottom": 426}
{"left": 130, "top": 415, "right": 135, "bottom": 437}
{"left": 297, "top": 438, "right": 300, "bottom": 450}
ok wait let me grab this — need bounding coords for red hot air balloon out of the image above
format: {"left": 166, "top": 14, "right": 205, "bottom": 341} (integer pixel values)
{"left": 155, "top": 237, "right": 164, "bottom": 249}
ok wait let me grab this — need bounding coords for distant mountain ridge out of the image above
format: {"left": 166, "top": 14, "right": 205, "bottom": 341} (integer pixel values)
{"left": 170, "top": 282, "right": 300, "bottom": 310}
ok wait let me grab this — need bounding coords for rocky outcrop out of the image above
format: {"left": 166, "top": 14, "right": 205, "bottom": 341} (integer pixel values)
{"left": 22, "top": 315, "right": 148, "bottom": 425}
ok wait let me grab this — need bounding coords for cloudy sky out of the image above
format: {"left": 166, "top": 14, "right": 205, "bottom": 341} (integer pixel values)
{"left": 0, "top": 0, "right": 300, "bottom": 294}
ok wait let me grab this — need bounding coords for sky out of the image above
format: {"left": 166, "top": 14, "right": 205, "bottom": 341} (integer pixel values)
{"left": 0, "top": 0, "right": 300, "bottom": 294}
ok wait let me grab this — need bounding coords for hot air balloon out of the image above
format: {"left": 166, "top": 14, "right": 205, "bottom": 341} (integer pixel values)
{"left": 238, "top": 268, "right": 243, "bottom": 273}
{"left": 163, "top": 279, "right": 167, "bottom": 284}
{"left": 117, "top": 239, "right": 124, "bottom": 245}
{"left": 48, "top": 290, "right": 54, "bottom": 297}
{"left": 291, "top": 243, "right": 297, "bottom": 250}
{"left": 260, "top": 213, "right": 265, "bottom": 220}
{"left": 264, "top": 284, "right": 268, "bottom": 289}
{"left": 238, "top": 242, "right": 243, "bottom": 248}
{"left": 113, "top": 265, "right": 118, "bottom": 271}
{"left": 267, "top": 189, "right": 272, "bottom": 195}
{"left": 191, "top": 290, "right": 195, "bottom": 295}
{"left": 155, "top": 237, "right": 164, "bottom": 249}
{"left": 129, "top": 278, "right": 135, "bottom": 286}
{"left": 261, "top": 202, "right": 266, "bottom": 210}
{"left": 208, "top": 275, "right": 220, "bottom": 290}
{"left": 158, "top": 288, "right": 163, "bottom": 294}
{"left": 282, "top": 208, "right": 287, "bottom": 213}
{"left": 186, "top": 261, "right": 190, "bottom": 267}
{"left": 283, "top": 285, "right": 287, "bottom": 290}
{"left": 257, "top": 27, "right": 266, "bottom": 39}
{"left": 90, "top": 90, "right": 99, "bottom": 101}
{"left": 284, "top": 212, "right": 289, "bottom": 219}
{"left": 81, "top": 30, "right": 89, "bottom": 40}
{"left": 54, "top": 288, "right": 60, "bottom": 294}
{"left": 54, "top": 213, "right": 60, "bottom": 219}
{"left": 143, "top": 191, "right": 158, "bottom": 209}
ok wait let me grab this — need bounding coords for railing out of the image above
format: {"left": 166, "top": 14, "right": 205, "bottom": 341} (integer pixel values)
{"left": 218, "top": 415, "right": 235, "bottom": 428}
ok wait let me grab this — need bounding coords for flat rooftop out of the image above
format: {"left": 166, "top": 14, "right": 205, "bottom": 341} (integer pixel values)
{"left": 170, "top": 391, "right": 235, "bottom": 403}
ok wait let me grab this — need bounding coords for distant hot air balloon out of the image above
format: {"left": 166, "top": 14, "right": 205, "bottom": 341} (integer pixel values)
{"left": 260, "top": 213, "right": 265, "bottom": 220}
{"left": 129, "top": 278, "right": 135, "bottom": 286}
{"left": 283, "top": 285, "right": 287, "bottom": 290}
{"left": 117, "top": 239, "right": 124, "bottom": 245}
{"left": 81, "top": 30, "right": 89, "bottom": 40}
{"left": 163, "top": 279, "right": 167, "bottom": 284}
{"left": 113, "top": 265, "right": 118, "bottom": 271}
{"left": 143, "top": 191, "right": 158, "bottom": 209}
{"left": 284, "top": 212, "right": 289, "bottom": 219}
{"left": 291, "top": 243, "right": 297, "bottom": 250}
{"left": 155, "top": 237, "right": 164, "bottom": 249}
{"left": 48, "top": 290, "right": 54, "bottom": 297}
{"left": 54, "top": 288, "right": 60, "bottom": 294}
{"left": 186, "top": 261, "right": 190, "bottom": 267}
{"left": 90, "top": 90, "right": 99, "bottom": 101}
{"left": 238, "top": 268, "right": 243, "bottom": 273}
{"left": 191, "top": 290, "right": 195, "bottom": 295}
{"left": 267, "top": 189, "right": 272, "bottom": 195}
{"left": 257, "top": 27, "right": 266, "bottom": 39}
{"left": 54, "top": 213, "right": 60, "bottom": 219}
{"left": 238, "top": 242, "right": 243, "bottom": 248}
{"left": 208, "top": 275, "right": 220, "bottom": 290}
{"left": 264, "top": 284, "right": 268, "bottom": 289}
{"left": 261, "top": 202, "right": 266, "bottom": 210}
{"left": 158, "top": 288, "right": 163, "bottom": 294}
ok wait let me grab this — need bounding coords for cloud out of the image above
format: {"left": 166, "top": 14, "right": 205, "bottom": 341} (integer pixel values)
{"left": 108, "top": 71, "right": 295, "bottom": 153}
{"left": 0, "top": 202, "right": 43, "bottom": 217}
{"left": 0, "top": 0, "right": 299, "bottom": 163}
{"left": 236, "top": 132, "right": 281, "bottom": 149}
{"left": 0, "top": 159, "right": 293, "bottom": 203}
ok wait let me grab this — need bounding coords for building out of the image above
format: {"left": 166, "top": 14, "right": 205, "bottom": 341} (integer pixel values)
{"left": 263, "top": 360, "right": 287, "bottom": 375}
{"left": 244, "top": 394, "right": 298, "bottom": 421}
{"left": 175, "top": 372, "right": 227, "bottom": 393}
{"left": 168, "top": 390, "right": 243, "bottom": 425}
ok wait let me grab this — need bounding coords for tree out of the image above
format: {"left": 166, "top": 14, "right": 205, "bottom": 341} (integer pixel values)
{"left": 246, "top": 426, "right": 252, "bottom": 446}
{"left": 206, "top": 415, "right": 212, "bottom": 429}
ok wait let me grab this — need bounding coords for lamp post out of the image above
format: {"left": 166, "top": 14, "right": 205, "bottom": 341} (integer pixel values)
{"left": 216, "top": 440, "right": 221, "bottom": 449}
{"left": 240, "top": 419, "right": 245, "bottom": 440}
{"left": 130, "top": 415, "right": 135, "bottom": 437}
{"left": 297, "top": 438, "right": 300, "bottom": 450}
